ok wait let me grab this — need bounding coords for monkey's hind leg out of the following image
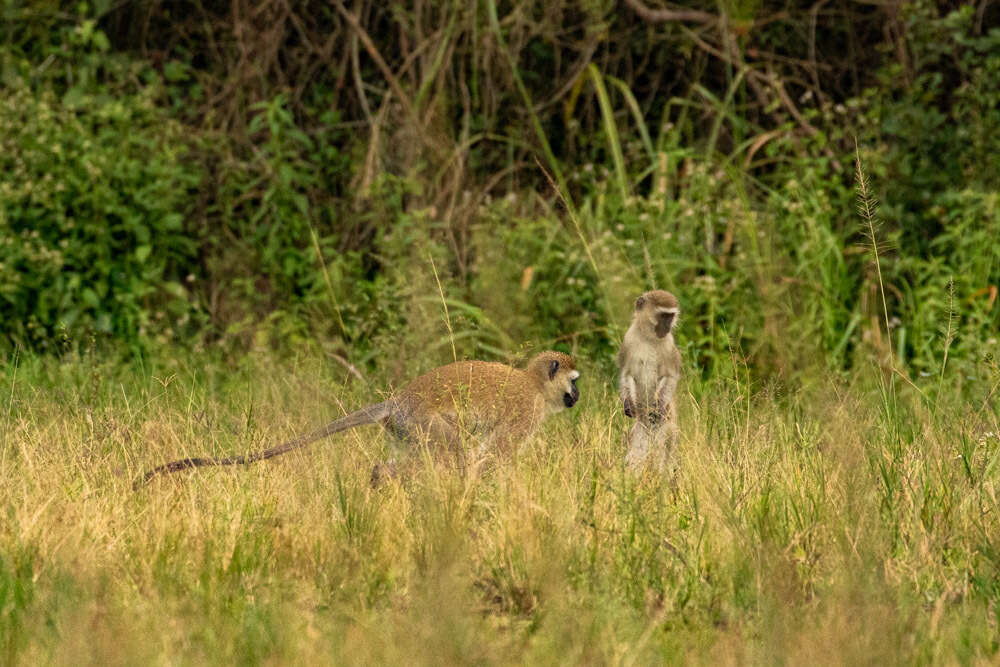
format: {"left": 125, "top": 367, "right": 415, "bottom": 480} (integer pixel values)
{"left": 625, "top": 421, "right": 653, "bottom": 470}
{"left": 371, "top": 412, "right": 463, "bottom": 486}
{"left": 625, "top": 418, "right": 677, "bottom": 474}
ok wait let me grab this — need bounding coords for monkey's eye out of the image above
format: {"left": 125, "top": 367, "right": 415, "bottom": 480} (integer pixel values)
{"left": 571, "top": 377, "right": 578, "bottom": 386}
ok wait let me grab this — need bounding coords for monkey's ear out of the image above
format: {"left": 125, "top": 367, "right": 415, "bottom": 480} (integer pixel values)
{"left": 635, "top": 296, "right": 645, "bottom": 310}
{"left": 548, "top": 359, "right": 560, "bottom": 380}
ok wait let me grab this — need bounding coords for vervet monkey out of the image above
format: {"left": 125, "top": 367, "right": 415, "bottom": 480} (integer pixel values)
{"left": 136, "top": 351, "right": 580, "bottom": 487}
{"left": 618, "top": 290, "right": 681, "bottom": 470}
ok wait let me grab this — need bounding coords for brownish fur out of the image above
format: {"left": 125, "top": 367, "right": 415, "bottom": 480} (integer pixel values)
{"left": 399, "top": 351, "right": 576, "bottom": 453}
{"left": 618, "top": 290, "right": 682, "bottom": 471}
{"left": 135, "top": 351, "right": 578, "bottom": 488}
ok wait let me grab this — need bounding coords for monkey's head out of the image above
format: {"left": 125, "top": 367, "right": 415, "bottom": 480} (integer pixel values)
{"left": 634, "top": 290, "right": 680, "bottom": 339}
{"left": 526, "top": 351, "right": 580, "bottom": 411}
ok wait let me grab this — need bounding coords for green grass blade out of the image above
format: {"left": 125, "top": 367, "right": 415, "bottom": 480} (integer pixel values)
{"left": 606, "top": 74, "right": 655, "bottom": 166}
{"left": 587, "top": 64, "right": 628, "bottom": 201}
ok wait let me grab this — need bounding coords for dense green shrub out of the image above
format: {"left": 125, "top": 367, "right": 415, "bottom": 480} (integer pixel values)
{"left": 0, "top": 0, "right": 997, "bottom": 389}
{"left": 195, "top": 93, "right": 355, "bottom": 347}
{"left": 866, "top": 4, "right": 1000, "bottom": 375}
{"left": 0, "top": 20, "right": 201, "bottom": 351}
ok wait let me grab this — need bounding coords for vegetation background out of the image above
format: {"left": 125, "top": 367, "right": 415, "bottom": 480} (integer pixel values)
{"left": 1, "top": 0, "right": 999, "bottom": 663}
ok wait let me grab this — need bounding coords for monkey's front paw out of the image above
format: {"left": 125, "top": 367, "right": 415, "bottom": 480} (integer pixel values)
{"left": 623, "top": 399, "right": 636, "bottom": 418}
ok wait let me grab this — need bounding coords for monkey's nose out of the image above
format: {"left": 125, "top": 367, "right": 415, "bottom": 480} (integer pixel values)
{"left": 564, "top": 388, "right": 579, "bottom": 408}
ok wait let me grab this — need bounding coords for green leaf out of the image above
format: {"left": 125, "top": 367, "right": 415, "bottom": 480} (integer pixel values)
{"left": 163, "top": 61, "right": 189, "bottom": 83}
{"left": 81, "top": 288, "right": 99, "bottom": 308}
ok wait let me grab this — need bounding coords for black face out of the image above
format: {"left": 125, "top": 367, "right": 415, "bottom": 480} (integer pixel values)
{"left": 563, "top": 377, "right": 580, "bottom": 408}
{"left": 655, "top": 311, "right": 675, "bottom": 338}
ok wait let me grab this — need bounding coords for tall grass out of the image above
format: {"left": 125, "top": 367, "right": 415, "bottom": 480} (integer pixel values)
{"left": 1, "top": 345, "right": 998, "bottom": 663}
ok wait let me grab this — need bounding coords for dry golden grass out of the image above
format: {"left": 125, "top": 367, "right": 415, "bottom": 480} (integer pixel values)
{"left": 1, "top": 351, "right": 998, "bottom": 664}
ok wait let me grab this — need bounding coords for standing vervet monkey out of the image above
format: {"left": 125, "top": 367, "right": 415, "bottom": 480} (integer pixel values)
{"left": 617, "top": 290, "right": 682, "bottom": 471}
{"left": 136, "top": 351, "right": 580, "bottom": 488}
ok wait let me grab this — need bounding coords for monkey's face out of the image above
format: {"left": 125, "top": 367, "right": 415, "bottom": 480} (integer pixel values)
{"left": 530, "top": 351, "right": 580, "bottom": 412}
{"left": 563, "top": 371, "right": 580, "bottom": 408}
{"left": 653, "top": 310, "right": 675, "bottom": 338}
{"left": 635, "top": 290, "right": 679, "bottom": 339}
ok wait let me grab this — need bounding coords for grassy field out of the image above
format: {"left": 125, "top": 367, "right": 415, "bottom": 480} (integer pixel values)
{"left": 2, "top": 2, "right": 999, "bottom": 663}
{"left": 2, "top": 348, "right": 998, "bottom": 665}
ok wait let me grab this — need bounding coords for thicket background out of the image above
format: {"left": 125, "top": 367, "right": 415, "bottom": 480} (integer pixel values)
{"left": 3, "top": 2, "right": 1000, "bottom": 664}
{"left": 1, "top": 0, "right": 997, "bottom": 386}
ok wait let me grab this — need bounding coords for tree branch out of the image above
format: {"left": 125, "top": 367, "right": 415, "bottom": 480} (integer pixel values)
{"left": 623, "top": 0, "right": 718, "bottom": 25}
{"left": 331, "top": 0, "right": 417, "bottom": 122}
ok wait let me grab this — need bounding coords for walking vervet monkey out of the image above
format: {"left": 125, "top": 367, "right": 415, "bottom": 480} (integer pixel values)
{"left": 618, "top": 290, "right": 681, "bottom": 470}
{"left": 135, "top": 351, "right": 580, "bottom": 487}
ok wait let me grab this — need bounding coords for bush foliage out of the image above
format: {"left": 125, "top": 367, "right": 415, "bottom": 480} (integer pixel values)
{"left": 0, "top": 18, "right": 199, "bottom": 350}
{"left": 0, "top": 0, "right": 997, "bottom": 383}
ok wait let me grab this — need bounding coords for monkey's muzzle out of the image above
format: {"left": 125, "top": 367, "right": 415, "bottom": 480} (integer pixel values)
{"left": 564, "top": 384, "right": 579, "bottom": 408}
{"left": 655, "top": 312, "right": 675, "bottom": 338}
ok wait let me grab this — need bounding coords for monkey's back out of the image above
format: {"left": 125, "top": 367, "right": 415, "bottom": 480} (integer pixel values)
{"left": 399, "top": 360, "right": 544, "bottom": 447}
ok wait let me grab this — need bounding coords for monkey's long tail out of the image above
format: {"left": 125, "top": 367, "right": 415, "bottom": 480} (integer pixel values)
{"left": 133, "top": 401, "right": 394, "bottom": 489}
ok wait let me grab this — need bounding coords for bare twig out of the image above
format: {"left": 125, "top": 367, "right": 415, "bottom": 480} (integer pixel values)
{"left": 677, "top": 25, "right": 774, "bottom": 114}
{"left": 351, "top": 32, "right": 373, "bottom": 123}
{"left": 808, "top": 0, "right": 831, "bottom": 96}
{"left": 534, "top": 40, "right": 599, "bottom": 112}
{"left": 358, "top": 90, "right": 391, "bottom": 196}
{"left": 332, "top": 0, "right": 418, "bottom": 122}
{"left": 624, "top": 0, "right": 718, "bottom": 25}
{"left": 328, "top": 352, "right": 365, "bottom": 382}
{"left": 767, "top": 68, "right": 821, "bottom": 138}
{"left": 743, "top": 129, "right": 785, "bottom": 168}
